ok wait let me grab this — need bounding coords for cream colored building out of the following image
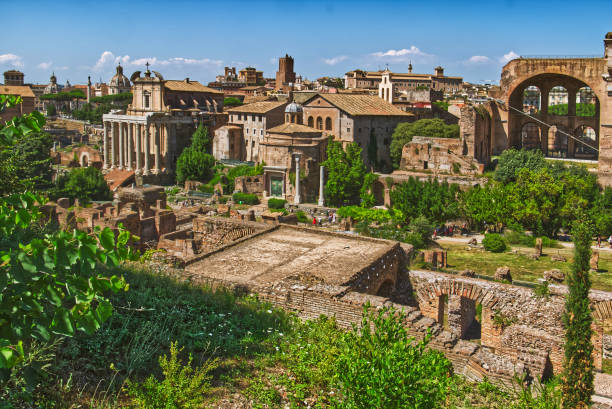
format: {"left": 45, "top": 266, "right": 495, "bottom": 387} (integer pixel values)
{"left": 102, "top": 65, "right": 224, "bottom": 181}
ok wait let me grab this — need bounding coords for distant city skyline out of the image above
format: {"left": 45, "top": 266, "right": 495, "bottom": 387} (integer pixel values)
{"left": 1, "top": 0, "right": 610, "bottom": 86}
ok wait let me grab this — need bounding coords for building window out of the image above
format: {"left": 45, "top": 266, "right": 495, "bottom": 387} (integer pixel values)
{"left": 260, "top": 129, "right": 263, "bottom": 136}
{"left": 347, "top": 128, "right": 350, "bottom": 133}
{"left": 246, "top": 128, "right": 249, "bottom": 134}
{"left": 316, "top": 117, "right": 323, "bottom": 130}
{"left": 144, "top": 92, "right": 150, "bottom": 108}
{"left": 307, "top": 116, "right": 314, "bottom": 127}
{"left": 325, "top": 117, "right": 332, "bottom": 130}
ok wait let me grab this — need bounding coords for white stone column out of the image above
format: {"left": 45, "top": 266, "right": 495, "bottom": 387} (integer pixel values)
{"left": 118, "top": 122, "right": 124, "bottom": 170}
{"left": 135, "top": 123, "right": 142, "bottom": 174}
{"left": 127, "top": 122, "right": 133, "bottom": 170}
{"left": 294, "top": 154, "right": 301, "bottom": 204}
{"left": 103, "top": 121, "right": 109, "bottom": 169}
{"left": 318, "top": 165, "right": 325, "bottom": 206}
{"left": 144, "top": 124, "right": 150, "bottom": 175}
{"left": 164, "top": 123, "right": 171, "bottom": 172}
{"left": 154, "top": 123, "right": 161, "bottom": 174}
{"left": 110, "top": 122, "right": 117, "bottom": 169}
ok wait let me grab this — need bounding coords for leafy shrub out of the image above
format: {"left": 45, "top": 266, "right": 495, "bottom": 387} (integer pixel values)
{"left": 493, "top": 148, "right": 547, "bottom": 183}
{"left": 232, "top": 192, "right": 259, "bottom": 205}
{"left": 452, "top": 162, "right": 461, "bottom": 174}
{"left": 198, "top": 184, "right": 214, "bottom": 194}
{"left": 223, "top": 97, "right": 243, "bottom": 107}
{"left": 337, "top": 206, "right": 392, "bottom": 224}
{"left": 51, "top": 166, "right": 112, "bottom": 204}
{"left": 175, "top": 148, "right": 215, "bottom": 184}
{"left": 218, "top": 196, "right": 229, "bottom": 204}
{"left": 492, "top": 310, "right": 517, "bottom": 329}
{"left": 534, "top": 280, "right": 551, "bottom": 299}
{"left": 296, "top": 210, "right": 309, "bottom": 223}
{"left": 267, "top": 198, "right": 287, "bottom": 209}
{"left": 408, "top": 215, "right": 434, "bottom": 247}
{"left": 126, "top": 341, "right": 217, "bottom": 409}
{"left": 483, "top": 233, "right": 507, "bottom": 253}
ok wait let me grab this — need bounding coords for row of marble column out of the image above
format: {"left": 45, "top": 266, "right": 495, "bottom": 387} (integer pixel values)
{"left": 103, "top": 121, "right": 174, "bottom": 175}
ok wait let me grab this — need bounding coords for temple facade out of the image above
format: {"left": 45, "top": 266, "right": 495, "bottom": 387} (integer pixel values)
{"left": 102, "top": 65, "right": 224, "bottom": 182}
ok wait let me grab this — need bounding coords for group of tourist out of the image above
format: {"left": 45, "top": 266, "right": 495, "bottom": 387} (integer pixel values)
{"left": 433, "top": 224, "right": 468, "bottom": 239}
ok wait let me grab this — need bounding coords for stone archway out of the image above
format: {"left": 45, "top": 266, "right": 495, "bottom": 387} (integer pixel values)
{"left": 376, "top": 279, "right": 395, "bottom": 297}
{"left": 79, "top": 152, "right": 90, "bottom": 167}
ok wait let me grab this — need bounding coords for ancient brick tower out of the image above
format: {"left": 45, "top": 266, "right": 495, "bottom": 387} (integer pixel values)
{"left": 275, "top": 54, "right": 296, "bottom": 92}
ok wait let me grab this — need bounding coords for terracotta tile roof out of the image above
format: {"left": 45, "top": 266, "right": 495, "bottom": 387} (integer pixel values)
{"left": 164, "top": 80, "right": 223, "bottom": 94}
{"left": 240, "top": 85, "right": 267, "bottom": 90}
{"left": 227, "top": 101, "right": 286, "bottom": 114}
{"left": 311, "top": 94, "right": 412, "bottom": 117}
{"left": 104, "top": 169, "right": 135, "bottom": 191}
{"left": 1, "top": 85, "right": 35, "bottom": 98}
{"left": 266, "top": 122, "right": 322, "bottom": 135}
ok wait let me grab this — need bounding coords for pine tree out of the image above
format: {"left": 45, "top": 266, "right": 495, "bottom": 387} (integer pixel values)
{"left": 191, "top": 123, "right": 211, "bottom": 153}
{"left": 561, "top": 218, "right": 595, "bottom": 408}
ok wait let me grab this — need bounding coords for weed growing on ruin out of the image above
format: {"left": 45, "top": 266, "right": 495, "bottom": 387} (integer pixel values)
{"left": 492, "top": 310, "right": 517, "bottom": 329}
{"left": 126, "top": 341, "right": 218, "bottom": 409}
{"left": 533, "top": 280, "right": 551, "bottom": 299}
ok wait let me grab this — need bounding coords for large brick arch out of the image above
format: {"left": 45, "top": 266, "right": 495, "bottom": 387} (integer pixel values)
{"left": 415, "top": 278, "right": 500, "bottom": 309}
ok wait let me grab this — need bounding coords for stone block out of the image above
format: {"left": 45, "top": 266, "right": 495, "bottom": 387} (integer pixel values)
{"left": 591, "top": 251, "right": 599, "bottom": 271}
{"left": 551, "top": 254, "right": 567, "bottom": 262}
{"left": 535, "top": 238, "right": 542, "bottom": 257}
{"left": 494, "top": 266, "right": 512, "bottom": 283}
{"left": 543, "top": 269, "right": 564, "bottom": 283}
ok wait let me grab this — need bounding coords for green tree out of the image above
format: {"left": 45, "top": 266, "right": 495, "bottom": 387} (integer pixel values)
{"left": 53, "top": 167, "right": 112, "bottom": 204}
{"left": 175, "top": 148, "right": 215, "bottom": 185}
{"left": 461, "top": 183, "right": 509, "bottom": 231}
{"left": 322, "top": 139, "right": 370, "bottom": 207}
{"left": 493, "top": 148, "right": 547, "bottom": 184}
{"left": 223, "top": 97, "right": 243, "bottom": 107}
{"left": 561, "top": 219, "right": 595, "bottom": 408}
{"left": 191, "top": 123, "right": 211, "bottom": 153}
{"left": 390, "top": 177, "right": 460, "bottom": 225}
{"left": 390, "top": 119, "right": 460, "bottom": 169}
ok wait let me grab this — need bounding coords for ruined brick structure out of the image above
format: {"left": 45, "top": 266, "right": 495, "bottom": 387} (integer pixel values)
{"left": 492, "top": 32, "right": 612, "bottom": 186}
{"left": 172, "top": 218, "right": 612, "bottom": 389}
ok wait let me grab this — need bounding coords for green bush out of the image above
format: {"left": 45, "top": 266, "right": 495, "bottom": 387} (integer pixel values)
{"left": 483, "top": 233, "right": 507, "bottom": 253}
{"left": 126, "top": 341, "right": 217, "bottom": 409}
{"left": 46, "top": 103, "right": 56, "bottom": 116}
{"left": 267, "top": 198, "right": 287, "bottom": 209}
{"left": 296, "top": 210, "right": 309, "bottom": 223}
{"left": 52, "top": 166, "right": 112, "bottom": 204}
{"left": 232, "top": 192, "right": 259, "bottom": 205}
{"left": 337, "top": 206, "right": 392, "bottom": 224}
{"left": 175, "top": 148, "right": 215, "bottom": 185}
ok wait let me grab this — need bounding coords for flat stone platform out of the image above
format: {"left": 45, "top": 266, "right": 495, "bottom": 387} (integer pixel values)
{"left": 185, "top": 225, "right": 396, "bottom": 287}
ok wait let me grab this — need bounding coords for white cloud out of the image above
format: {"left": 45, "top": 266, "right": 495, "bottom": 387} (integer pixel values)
{"left": 465, "top": 55, "right": 490, "bottom": 64}
{"left": 0, "top": 53, "right": 23, "bottom": 68}
{"left": 37, "top": 61, "right": 52, "bottom": 70}
{"left": 370, "top": 46, "right": 431, "bottom": 61}
{"left": 92, "top": 51, "right": 222, "bottom": 72}
{"left": 500, "top": 51, "right": 519, "bottom": 64}
{"left": 323, "top": 55, "right": 348, "bottom": 65}
{"left": 93, "top": 51, "right": 116, "bottom": 71}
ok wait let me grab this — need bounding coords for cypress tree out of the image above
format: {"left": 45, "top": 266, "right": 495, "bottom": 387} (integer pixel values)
{"left": 561, "top": 218, "right": 595, "bottom": 408}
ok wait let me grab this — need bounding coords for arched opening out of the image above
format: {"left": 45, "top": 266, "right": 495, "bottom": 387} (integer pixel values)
{"left": 316, "top": 117, "right": 323, "bottom": 130}
{"left": 434, "top": 294, "right": 481, "bottom": 341}
{"left": 307, "top": 116, "right": 314, "bottom": 127}
{"left": 521, "top": 123, "right": 542, "bottom": 151}
{"left": 325, "top": 117, "right": 332, "bottom": 131}
{"left": 575, "top": 125, "right": 597, "bottom": 158}
{"left": 376, "top": 280, "right": 395, "bottom": 297}
{"left": 80, "top": 153, "right": 89, "bottom": 167}
{"left": 576, "top": 86, "right": 596, "bottom": 117}
{"left": 522, "top": 85, "right": 541, "bottom": 114}
{"left": 548, "top": 86, "right": 568, "bottom": 115}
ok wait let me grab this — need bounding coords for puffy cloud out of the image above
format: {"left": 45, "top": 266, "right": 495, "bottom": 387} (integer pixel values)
{"left": 370, "top": 46, "right": 431, "bottom": 60}
{"left": 0, "top": 53, "right": 23, "bottom": 68}
{"left": 37, "top": 61, "right": 52, "bottom": 70}
{"left": 465, "top": 55, "right": 490, "bottom": 64}
{"left": 92, "top": 51, "right": 222, "bottom": 72}
{"left": 323, "top": 55, "right": 348, "bottom": 65}
{"left": 500, "top": 51, "right": 519, "bottom": 64}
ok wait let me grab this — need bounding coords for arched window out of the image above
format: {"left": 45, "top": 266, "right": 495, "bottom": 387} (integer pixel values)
{"left": 307, "top": 116, "right": 314, "bottom": 127}
{"left": 316, "top": 117, "right": 323, "bottom": 130}
{"left": 548, "top": 86, "right": 568, "bottom": 116}
{"left": 325, "top": 117, "right": 332, "bottom": 130}
{"left": 143, "top": 91, "right": 150, "bottom": 109}
{"left": 576, "top": 87, "right": 596, "bottom": 117}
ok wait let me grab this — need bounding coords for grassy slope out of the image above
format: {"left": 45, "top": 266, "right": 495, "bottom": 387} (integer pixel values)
{"left": 19, "top": 264, "right": 561, "bottom": 408}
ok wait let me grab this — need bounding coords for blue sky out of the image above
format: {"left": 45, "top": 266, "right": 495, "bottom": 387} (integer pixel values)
{"left": 2, "top": 0, "right": 610, "bottom": 86}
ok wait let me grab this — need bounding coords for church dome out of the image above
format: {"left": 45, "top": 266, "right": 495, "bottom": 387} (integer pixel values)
{"left": 109, "top": 64, "right": 130, "bottom": 88}
{"left": 285, "top": 101, "right": 303, "bottom": 113}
